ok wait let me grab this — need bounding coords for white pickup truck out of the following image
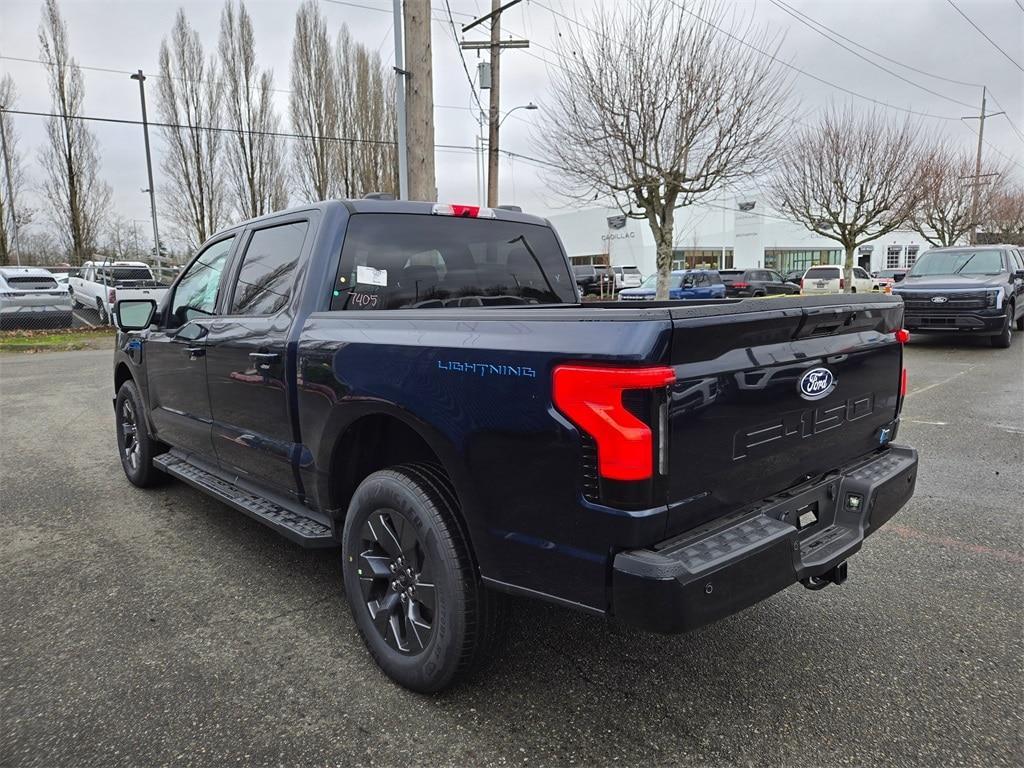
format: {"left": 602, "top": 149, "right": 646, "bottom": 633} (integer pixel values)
{"left": 69, "top": 261, "right": 169, "bottom": 324}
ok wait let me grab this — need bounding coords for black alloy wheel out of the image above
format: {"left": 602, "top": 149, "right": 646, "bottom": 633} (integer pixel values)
{"left": 114, "top": 380, "right": 166, "bottom": 487}
{"left": 355, "top": 508, "right": 436, "bottom": 654}
{"left": 120, "top": 396, "right": 141, "bottom": 474}
{"left": 341, "top": 464, "right": 507, "bottom": 692}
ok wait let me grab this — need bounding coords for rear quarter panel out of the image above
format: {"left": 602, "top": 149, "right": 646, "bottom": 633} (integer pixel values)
{"left": 296, "top": 309, "right": 673, "bottom": 610}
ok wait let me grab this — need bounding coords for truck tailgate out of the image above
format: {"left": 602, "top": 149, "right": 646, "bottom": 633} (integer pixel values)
{"left": 665, "top": 297, "right": 905, "bottom": 535}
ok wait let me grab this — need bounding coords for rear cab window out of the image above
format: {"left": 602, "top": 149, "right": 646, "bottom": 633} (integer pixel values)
{"left": 330, "top": 214, "right": 576, "bottom": 310}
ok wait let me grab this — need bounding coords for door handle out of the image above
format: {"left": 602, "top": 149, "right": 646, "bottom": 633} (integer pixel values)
{"left": 249, "top": 351, "right": 280, "bottom": 370}
{"left": 186, "top": 346, "right": 205, "bottom": 360}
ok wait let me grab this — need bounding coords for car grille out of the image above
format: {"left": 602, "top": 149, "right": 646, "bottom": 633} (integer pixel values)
{"left": 900, "top": 292, "right": 988, "bottom": 312}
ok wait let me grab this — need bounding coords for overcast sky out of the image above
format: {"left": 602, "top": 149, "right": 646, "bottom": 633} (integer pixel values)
{"left": 1, "top": 0, "right": 1022, "bottom": 248}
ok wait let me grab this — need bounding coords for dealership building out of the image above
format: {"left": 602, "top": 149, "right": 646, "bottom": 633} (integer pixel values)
{"left": 546, "top": 197, "right": 932, "bottom": 277}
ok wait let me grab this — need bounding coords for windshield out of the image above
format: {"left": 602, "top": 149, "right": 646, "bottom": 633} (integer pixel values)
{"left": 638, "top": 274, "right": 684, "bottom": 290}
{"left": 910, "top": 249, "right": 1004, "bottom": 277}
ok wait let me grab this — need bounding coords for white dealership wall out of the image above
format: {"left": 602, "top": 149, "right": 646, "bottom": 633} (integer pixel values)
{"left": 545, "top": 197, "right": 932, "bottom": 276}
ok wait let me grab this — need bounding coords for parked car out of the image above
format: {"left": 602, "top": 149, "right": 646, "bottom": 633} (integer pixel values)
{"left": 111, "top": 199, "right": 918, "bottom": 692}
{"left": 0, "top": 266, "right": 73, "bottom": 329}
{"left": 611, "top": 265, "right": 643, "bottom": 291}
{"left": 783, "top": 269, "right": 804, "bottom": 285}
{"left": 719, "top": 268, "right": 801, "bottom": 297}
{"left": 800, "top": 265, "right": 874, "bottom": 295}
{"left": 868, "top": 268, "right": 909, "bottom": 286}
{"left": 572, "top": 264, "right": 614, "bottom": 296}
{"left": 618, "top": 269, "right": 725, "bottom": 300}
{"left": 69, "top": 260, "right": 169, "bottom": 324}
{"left": 893, "top": 245, "right": 1024, "bottom": 348}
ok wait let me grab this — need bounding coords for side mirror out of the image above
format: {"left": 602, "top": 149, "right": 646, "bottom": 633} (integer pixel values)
{"left": 894, "top": 273, "right": 907, "bottom": 282}
{"left": 1014, "top": 269, "right": 1024, "bottom": 281}
{"left": 115, "top": 299, "right": 156, "bottom": 332}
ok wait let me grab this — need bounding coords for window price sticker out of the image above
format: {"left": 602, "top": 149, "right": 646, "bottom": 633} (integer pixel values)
{"left": 356, "top": 266, "right": 388, "bottom": 287}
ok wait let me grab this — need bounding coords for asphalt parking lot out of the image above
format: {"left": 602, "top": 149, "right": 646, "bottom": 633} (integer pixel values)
{"left": 1, "top": 336, "right": 1021, "bottom": 767}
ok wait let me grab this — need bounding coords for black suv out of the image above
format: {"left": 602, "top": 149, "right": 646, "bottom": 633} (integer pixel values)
{"left": 720, "top": 268, "right": 801, "bottom": 297}
{"left": 894, "top": 245, "right": 1024, "bottom": 348}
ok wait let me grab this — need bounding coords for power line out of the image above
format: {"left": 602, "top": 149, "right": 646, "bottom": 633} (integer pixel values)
{"left": 442, "top": 0, "right": 485, "bottom": 114}
{"left": 1, "top": 107, "right": 395, "bottom": 146}
{"left": 0, "top": 54, "right": 294, "bottom": 96}
{"left": 768, "top": 0, "right": 983, "bottom": 89}
{"left": 768, "top": 0, "right": 977, "bottom": 107}
{"left": 986, "top": 91, "right": 1024, "bottom": 144}
{"left": 944, "top": 0, "right": 1024, "bottom": 72}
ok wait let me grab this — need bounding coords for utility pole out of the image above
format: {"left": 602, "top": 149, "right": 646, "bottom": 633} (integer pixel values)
{"left": 0, "top": 106, "right": 20, "bottom": 265}
{"left": 462, "top": 0, "right": 528, "bottom": 207}
{"left": 962, "top": 86, "right": 1004, "bottom": 245}
{"left": 392, "top": 0, "right": 409, "bottom": 200}
{"left": 130, "top": 70, "right": 163, "bottom": 278}
{"left": 404, "top": 0, "right": 436, "bottom": 201}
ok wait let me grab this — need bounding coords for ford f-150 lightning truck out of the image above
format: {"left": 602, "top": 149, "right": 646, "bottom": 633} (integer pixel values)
{"left": 110, "top": 199, "right": 919, "bottom": 692}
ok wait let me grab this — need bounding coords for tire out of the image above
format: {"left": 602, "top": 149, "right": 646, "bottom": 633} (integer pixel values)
{"left": 96, "top": 299, "right": 109, "bottom": 325}
{"left": 1015, "top": 303, "right": 1023, "bottom": 331}
{"left": 69, "top": 290, "right": 80, "bottom": 308}
{"left": 341, "top": 463, "right": 507, "bottom": 693}
{"left": 991, "top": 309, "right": 1013, "bottom": 348}
{"left": 115, "top": 379, "right": 167, "bottom": 488}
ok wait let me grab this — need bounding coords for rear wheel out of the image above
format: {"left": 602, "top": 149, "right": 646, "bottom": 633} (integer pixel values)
{"left": 341, "top": 464, "right": 506, "bottom": 692}
{"left": 1015, "top": 303, "right": 1023, "bottom": 331}
{"left": 96, "top": 299, "right": 109, "bottom": 325}
{"left": 992, "top": 307, "right": 1014, "bottom": 348}
{"left": 115, "top": 380, "right": 166, "bottom": 487}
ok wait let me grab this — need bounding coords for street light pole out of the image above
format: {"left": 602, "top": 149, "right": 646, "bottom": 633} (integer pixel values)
{"left": 130, "top": 70, "right": 163, "bottom": 279}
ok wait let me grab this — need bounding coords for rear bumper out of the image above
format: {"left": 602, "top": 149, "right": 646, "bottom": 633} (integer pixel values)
{"left": 611, "top": 444, "right": 918, "bottom": 634}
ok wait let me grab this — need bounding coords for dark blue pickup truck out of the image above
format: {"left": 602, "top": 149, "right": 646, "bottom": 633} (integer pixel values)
{"left": 111, "top": 199, "right": 918, "bottom": 692}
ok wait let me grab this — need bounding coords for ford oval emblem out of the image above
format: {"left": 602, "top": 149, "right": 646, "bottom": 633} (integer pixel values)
{"left": 798, "top": 367, "right": 836, "bottom": 400}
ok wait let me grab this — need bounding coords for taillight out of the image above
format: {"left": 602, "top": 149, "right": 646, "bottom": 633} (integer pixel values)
{"left": 108, "top": 288, "right": 116, "bottom": 304}
{"left": 895, "top": 328, "right": 910, "bottom": 344}
{"left": 432, "top": 203, "right": 495, "bottom": 218}
{"left": 732, "top": 282, "right": 749, "bottom": 289}
{"left": 799, "top": 278, "right": 804, "bottom": 289}
{"left": 553, "top": 365, "right": 675, "bottom": 481}
{"left": 839, "top": 278, "right": 845, "bottom": 290}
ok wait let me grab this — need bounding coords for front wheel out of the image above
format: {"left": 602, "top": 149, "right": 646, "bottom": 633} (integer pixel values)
{"left": 341, "top": 464, "right": 506, "bottom": 692}
{"left": 991, "top": 308, "right": 1014, "bottom": 348}
{"left": 115, "top": 380, "right": 166, "bottom": 487}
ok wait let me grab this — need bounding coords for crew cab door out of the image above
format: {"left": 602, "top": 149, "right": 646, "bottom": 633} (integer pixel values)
{"left": 204, "top": 217, "right": 312, "bottom": 497}
{"left": 145, "top": 235, "right": 236, "bottom": 458}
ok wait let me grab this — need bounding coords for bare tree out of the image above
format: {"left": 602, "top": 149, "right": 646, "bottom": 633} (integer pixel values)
{"left": 37, "top": 0, "right": 111, "bottom": 265}
{"left": 219, "top": 0, "right": 288, "bottom": 220}
{"left": 983, "top": 182, "right": 1024, "bottom": 239}
{"left": 335, "top": 25, "right": 398, "bottom": 197}
{"left": 772, "top": 106, "right": 931, "bottom": 292}
{"left": 910, "top": 146, "right": 1010, "bottom": 247}
{"left": 289, "top": 0, "right": 338, "bottom": 201}
{"left": 1, "top": 74, "right": 33, "bottom": 266}
{"left": 156, "top": 9, "right": 227, "bottom": 250}
{"left": 101, "top": 216, "right": 146, "bottom": 261}
{"left": 538, "top": 0, "right": 790, "bottom": 299}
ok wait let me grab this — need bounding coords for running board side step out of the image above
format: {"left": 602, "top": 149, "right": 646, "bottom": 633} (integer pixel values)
{"left": 154, "top": 452, "right": 337, "bottom": 548}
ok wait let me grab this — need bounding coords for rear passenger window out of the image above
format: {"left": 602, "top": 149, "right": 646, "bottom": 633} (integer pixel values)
{"left": 330, "top": 213, "right": 576, "bottom": 310}
{"left": 230, "top": 221, "right": 309, "bottom": 316}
